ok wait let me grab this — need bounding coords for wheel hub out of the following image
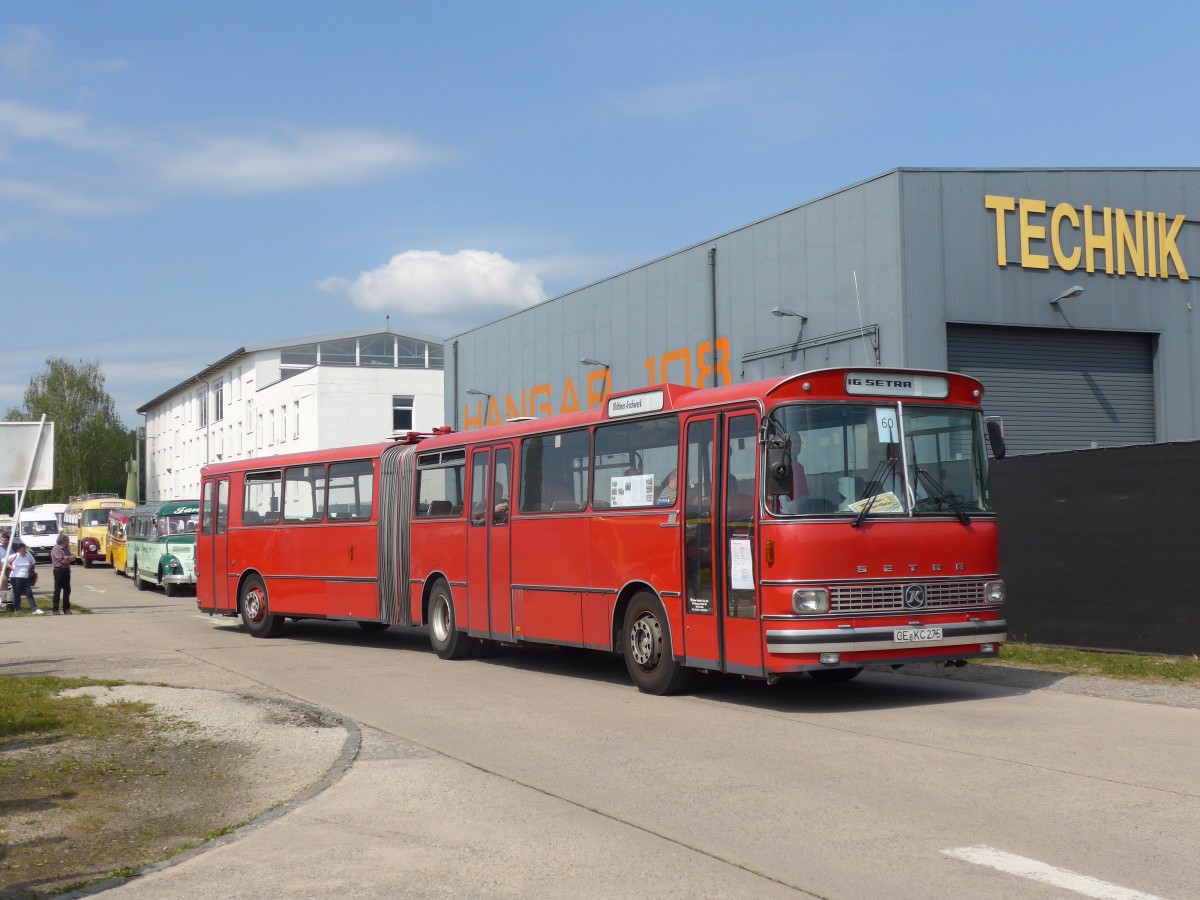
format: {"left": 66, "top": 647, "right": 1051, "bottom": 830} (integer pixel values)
{"left": 630, "top": 613, "right": 661, "bottom": 668}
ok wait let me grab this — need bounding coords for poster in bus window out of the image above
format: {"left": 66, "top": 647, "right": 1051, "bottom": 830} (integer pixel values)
{"left": 610, "top": 474, "right": 654, "bottom": 508}
{"left": 729, "top": 536, "right": 754, "bottom": 590}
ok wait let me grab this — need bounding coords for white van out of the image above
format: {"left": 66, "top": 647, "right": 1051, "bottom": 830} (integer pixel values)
{"left": 17, "top": 505, "right": 62, "bottom": 562}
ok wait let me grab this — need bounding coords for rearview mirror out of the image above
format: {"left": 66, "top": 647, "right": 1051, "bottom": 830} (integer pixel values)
{"left": 985, "top": 417, "right": 1006, "bottom": 460}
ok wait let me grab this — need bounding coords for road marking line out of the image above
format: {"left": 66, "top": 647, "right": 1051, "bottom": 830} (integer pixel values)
{"left": 943, "top": 846, "right": 1163, "bottom": 899}
{"left": 84, "top": 585, "right": 107, "bottom": 594}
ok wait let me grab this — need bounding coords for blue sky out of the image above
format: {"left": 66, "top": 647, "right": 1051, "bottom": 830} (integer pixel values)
{"left": 2, "top": 1, "right": 1196, "bottom": 425}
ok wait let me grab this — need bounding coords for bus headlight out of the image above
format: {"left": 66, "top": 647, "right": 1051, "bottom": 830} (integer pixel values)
{"left": 984, "top": 580, "right": 1006, "bottom": 605}
{"left": 793, "top": 588, "right": 830, "bottom": 614}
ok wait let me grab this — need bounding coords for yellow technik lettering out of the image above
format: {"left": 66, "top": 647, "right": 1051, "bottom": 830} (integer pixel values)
{"left": 984, "top": 195, "right": 1015, "bottom": 265}
{"left": 1083, "top": 205, "right": 1114, "bottom": 274}
{"left": 1018, "top": 198, "right": 1049, "bottom": 269}
{"left": 1159, "top": 213, "right": 1189, "bottom": 280}
{"left": 1115, "top": 210, "right": 1145, "bottom": 277}
{"left": 1050, "top": 203, "right": 1081, "bottom": 271}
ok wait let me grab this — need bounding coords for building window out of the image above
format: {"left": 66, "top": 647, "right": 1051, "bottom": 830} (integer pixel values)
{"left": 235, "top": 367, "right": 242, "bottom": 400}
{"left": 294, "top": 400, "right": 300, "bottom": 439}
{"left": 393, "top": 395, "right": 414, "bottom": 432}
{"left": 321, "top": 338, "right": 357, "bottom": 366}
{"left": 281, "top": 344, "right": 318, "bottom": 366}
{"left": 280, "top": 405, "right": 287, "bottom": 442}
{"left": 198, "top": 388, "right": 208, "bottom": 429}
{"left": 256, "top": 414, "right": 263, "bottom": 449}
{"left": 269, "top": 409, "right": 276, "bottom": 445}
{"left": 398, "top": 338, "right": 425, "bottom": 368}
{"left": 360, "top": 334, "right": 395, "bottom": 367}
{"left": 214, "top": 380, "right": 224, "bottom": 423}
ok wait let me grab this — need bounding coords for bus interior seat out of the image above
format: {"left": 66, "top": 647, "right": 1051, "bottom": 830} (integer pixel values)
{"left": 551, "top": 500, "right": 581, "bottom": 511}
{"left": 428, "top": 500, "right": 452, "bottom": 516}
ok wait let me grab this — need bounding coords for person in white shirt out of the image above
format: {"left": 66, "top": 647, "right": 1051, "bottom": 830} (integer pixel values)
{"left": 5, "top": 541, "right": 43, "bottom": 614}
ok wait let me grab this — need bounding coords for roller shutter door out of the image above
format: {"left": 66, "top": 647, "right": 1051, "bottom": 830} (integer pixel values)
{"left": 946, "top": 325, "right": 1155, "bottom": 456}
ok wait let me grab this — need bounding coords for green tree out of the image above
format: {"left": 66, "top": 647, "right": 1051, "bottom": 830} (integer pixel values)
{"left": 5, "top": 358, "right": 134, "bottom": 504}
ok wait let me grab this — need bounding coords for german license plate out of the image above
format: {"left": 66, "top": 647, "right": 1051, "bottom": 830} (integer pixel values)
{"left": 894, "top": 627, "right": 943, "bottom": 643}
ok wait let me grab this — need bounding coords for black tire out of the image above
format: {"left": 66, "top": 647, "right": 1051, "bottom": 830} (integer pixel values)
{"left": 622, "top": 591, "right": 692, "bottom": 695}
{"left": 164, "top": 580, "right": 179, "bottom": 598}
{"left": 83, "top": 557, "right": 93, "bottom": 569}
{"left": 240, "top": 574, "right": 284, "bottom": 638}
{"left": 357, "top": 620, "right": 390, "bottom": 632}
{"left": 428, "top": 579, "right": 474, "bottom": 660}
{"left": 133, "top": 565, "right": 146, "bottom": 591}
{"left": 808, "top": 667, "right": 864, "bottom": 683}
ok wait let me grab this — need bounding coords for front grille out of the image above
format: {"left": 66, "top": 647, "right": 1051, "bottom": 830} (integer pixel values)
{"left": 829, "top": 580, "right": 984, "bottom": 613}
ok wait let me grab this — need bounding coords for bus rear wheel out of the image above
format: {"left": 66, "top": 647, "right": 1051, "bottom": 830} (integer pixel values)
{"left": 622, "top": 591, "right": 692, "bottom": 695}
{"left": 240, "top": 575, "right": 284, "bottom": 638}
{"left": 428, "top": 580, "right": 473, "bottom": 660}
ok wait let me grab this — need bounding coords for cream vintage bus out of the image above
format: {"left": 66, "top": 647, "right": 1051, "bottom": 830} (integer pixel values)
{"left": 62, "top": 494, "right": 136, "bottom": 567}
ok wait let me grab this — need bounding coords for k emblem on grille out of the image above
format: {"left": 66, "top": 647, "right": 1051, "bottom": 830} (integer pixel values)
{"left": 903, "top": 584, "right": 927, "bottom": 609}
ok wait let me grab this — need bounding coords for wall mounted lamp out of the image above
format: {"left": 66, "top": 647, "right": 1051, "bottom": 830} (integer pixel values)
{"left": 1049, "top": 286, "right": 1085, "bottom": 305}
{"left": 770, "top": 306, "right": 807, "bottom": 322}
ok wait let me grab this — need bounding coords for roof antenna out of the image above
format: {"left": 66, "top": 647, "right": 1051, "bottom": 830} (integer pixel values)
{"left": 852, "top": 271, "right": 874, "bottom": 366}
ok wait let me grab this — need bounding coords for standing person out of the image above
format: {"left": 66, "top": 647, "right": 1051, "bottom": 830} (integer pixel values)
{"left": 6, "top": 541, "right": 43, "bottom": 614}
{"left": 0, "top": 529, "right": 10, "bottom": 611}
{"left": 51, "top": 533, "right": 76, "bottom": 614}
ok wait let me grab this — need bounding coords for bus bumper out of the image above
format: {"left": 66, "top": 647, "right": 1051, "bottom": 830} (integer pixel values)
{"left": 764, "top": 619, "right": 1007, "bottom": 664}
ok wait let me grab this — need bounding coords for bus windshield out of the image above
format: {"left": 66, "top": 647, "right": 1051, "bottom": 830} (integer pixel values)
{"left": 157, "top": 514, "right": 199, "bottom": 536}
{"left": 767, "top": 403, "right": 993, "bottom": 516}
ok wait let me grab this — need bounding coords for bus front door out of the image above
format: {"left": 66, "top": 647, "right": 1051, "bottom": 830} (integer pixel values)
{"left": 680, "top": 411, "right": 762, "bottom": 677}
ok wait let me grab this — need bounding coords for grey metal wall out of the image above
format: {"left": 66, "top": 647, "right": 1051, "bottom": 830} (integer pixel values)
{"left": 447, "top": 168, "right": 1200, "bottom": 454}
{"left": 897, "top": 168, "right": 1200, "bottom": 443}
{"left": 447, "top": 171, "right": 910, "bottom": 429}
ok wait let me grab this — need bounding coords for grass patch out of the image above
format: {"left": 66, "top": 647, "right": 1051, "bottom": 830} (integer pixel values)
{"left": 986, "top": 640, "right": 1200, "bottom": 684}
{"left": 0, "top": 677, "right": 252, "bottom": 898}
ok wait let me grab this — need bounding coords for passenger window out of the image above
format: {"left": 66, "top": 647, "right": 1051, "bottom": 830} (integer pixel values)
{"left": 284, "top": 465, "right": 326, "bottom": 523}
{"left": 415, "top": 450, "right": 466, "bottom": 517}
{"left": 244, "top": 470, "right": 282, "bottom": 525}
{"left": 519, "top": 430, "right": 590, "bottom": 512}
{"left": 593, "top": 416, "right": 680, "bottom": 509}
{"left": 328, "top": 460, "right": 374, "bottom": 520}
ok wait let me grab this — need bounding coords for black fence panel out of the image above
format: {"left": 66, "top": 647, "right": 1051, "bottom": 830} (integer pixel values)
{"left": 990, "top": 441, "right": 1200, "bottom": 657}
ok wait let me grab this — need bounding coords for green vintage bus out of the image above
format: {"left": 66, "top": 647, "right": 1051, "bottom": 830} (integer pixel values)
{"left": 125, "top": 500, "right": 202, "bottom": 596}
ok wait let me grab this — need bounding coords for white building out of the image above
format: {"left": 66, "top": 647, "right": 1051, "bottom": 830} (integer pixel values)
{"left": 137, "top": 327, "right": 445, "bottom": 502}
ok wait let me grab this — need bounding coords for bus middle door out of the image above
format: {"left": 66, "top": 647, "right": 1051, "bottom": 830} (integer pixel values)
{"left": 467, "top": 446, "right": 514, "bottom": 641}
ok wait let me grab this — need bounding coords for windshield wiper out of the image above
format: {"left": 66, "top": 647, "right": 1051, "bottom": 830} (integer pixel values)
{"left": 913, "top": 467, "right": 971, "bottom": 526}
{"left": 851, "top": 458, "right": 893, "bottom": 528}
{"left": 852, "top": 492, "right": 879, "bottom": 528}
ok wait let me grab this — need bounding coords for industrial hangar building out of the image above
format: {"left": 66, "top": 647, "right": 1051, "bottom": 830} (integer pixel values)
{"left": 446, "top": 168, "right": 1199, "bottom": 456}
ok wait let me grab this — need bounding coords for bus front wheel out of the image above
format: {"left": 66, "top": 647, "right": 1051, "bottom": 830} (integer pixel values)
{"left": 622, "top": 591, "right": 692, "bottom": 695}
{"left": 428, "top": 580, "right": 473, "bottom": 660}
{"left": 133, "top": 565, "right": 145, "bottom": 591}
{"left": 240, "top": 575, "right": 284, "bottom": 638}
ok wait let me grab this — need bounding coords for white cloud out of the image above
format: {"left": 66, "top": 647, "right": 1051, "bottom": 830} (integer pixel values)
{"left": 0, "top": 177, "right": 143, "bottom": 215}
{"left": 0, "top": 26, "right": 54, "bottom": 85}
{"left": 0, "top": 99, "right": 105, "bottom": 149}
{"left": 600, "top": 77, "right": 747, "bottom": 119}
{"left": 318, "top": 249, "right": 547, "bottom": 320}
{"left": 154, "top": 128, "right": 445, "bottom": 194}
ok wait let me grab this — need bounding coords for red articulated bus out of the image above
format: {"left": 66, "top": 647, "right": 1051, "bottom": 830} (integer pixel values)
{"left": 196, "top": 367, "right": 1007, "bottom": 694}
